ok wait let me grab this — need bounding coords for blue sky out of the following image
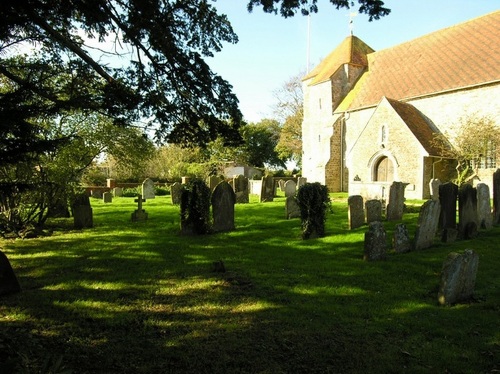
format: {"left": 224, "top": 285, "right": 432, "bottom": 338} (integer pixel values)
{"left": 208, "top": 0, "right": 499, "bottom": 123}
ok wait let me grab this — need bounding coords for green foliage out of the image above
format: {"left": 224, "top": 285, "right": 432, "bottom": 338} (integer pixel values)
{"left": 121, "top": 187, "right": 140, "bottom": 197}
{"left": 154, "top": 187, "right": 169, "bottom": 196}
{"left": 180, "top": 179, "right": 212, "bottom": 235}
{"left": 296, "top": 182, "right": 331, "bottom": 239}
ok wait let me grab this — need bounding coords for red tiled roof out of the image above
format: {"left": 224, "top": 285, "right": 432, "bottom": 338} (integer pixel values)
{"left": 348, "top": 11, "right": 500, "bottom": 110}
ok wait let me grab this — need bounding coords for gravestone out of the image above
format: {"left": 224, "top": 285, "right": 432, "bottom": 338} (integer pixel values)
{"left": 476, "top": 183, "right": 492, "bottom": 229}
{"left": 0, "top": 250, "right": 21, "bottom": 296}
{"left": 297, "top": 177, "right": 307, "bottom": 188}
{"left": 284, "top": 180, "right": 297, "bottom": 198}
{"left": 365, "top": 199, "right": 382, "bottom": 224}
{"left": 278, "top": 179, "right": 285, "bottom": 192}
{"left": 260, "top": 175, "right": 274, "bottom": 202}
{"left": 232, "top": 175, "right": 249, "bottom": 204}
{"left": 170, "top": 182, "right": 183, "bottom": 205}
{"left": 458, "top": 184, "right": 478, "bottom": 239}
{"left": 72, "top": 193, "right": 93, "bottom": 229}
{"left": 142, "top": 178, "right": 155, "bottom": 200}
{"left": 438, "top": 249, "right": 479, "bottom": 305}
{"left": 429, "top": 178, "right": 442, "bottom": 201}
{"left": 103, "top": 191, "right": 112, "bottom": 203}
{"left": 386, "top": 182, "right": 406, "bottom": 221}
{"left": 211, "top": 181, "right": 236, "bottom": 232}
{"left": 493, "top": 169, "right": 500, "bottom": 225}
{"left": 414, "top": 199, "right": 441, "bottom": 250}
{"left": 363, "top": 221, "right": 387, "bottom": 261}
{"left": 393, "top": 223, "right": 411, "bottom": 253}
{"left": 348, "top": 195, "right": 364, "bottom": 229}
{"left": 439, "top": 182, "right": 458, "bottom": 230}
{"left": 285, "top": 196, "right": 301, "bottom": 219}
{"left": 131, "top": 194, "right": 148, "bottom": 222}
{"left": 208, "top": 175, "right": 223, "bottom": 192}
{"left": 113, "top": 187, "right": 123, "bottom": 197}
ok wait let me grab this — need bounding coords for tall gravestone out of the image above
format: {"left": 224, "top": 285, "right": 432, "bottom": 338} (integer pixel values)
{"left": 142, "top": 178, "right": 155, "bottom": 200}
{"left": 439, "top": 182, "right": 458, "bottom": 242}
{"left": 211, "top": 181, "right": 236, "bottom": 232}
{"left": 493, "top": 169, "right": 500, "bottom": 225}
{"left": 232, "top": 175, "right": 249, "bottom": 204}
{"left": 438, "top": 249, "right": 479, "bottom": 305}
{"left": 0, "top": 250, "right": 21, "bottom": 296}
{"left": 458, "top": 184, "right": 478, "bottom": 239}
{"left": 284, "top": 180, "right": 297, "bottom": 198}
{"left": 476, "top": 183, "right": 492, "bottom": 229}
{"left": 278, "top": 179, "right": 285, "bottom": 192}
{"left": 429, "top": 178, "right": 442, "bottom": 201}
{"left": 72, "top": 193, "right": 93, "bottom": 229}
{"left": 285, "top": 196, "right": 301, "bottom": 219}
{"left": 260, "top": 175, "right": 274, "bottom": 202}
{"left": 414, "top": 199, "right": 441, "bottom": 250}
{"left": 365, "top": 199, "right": 382, "bottom": 224}
{"left": 297, "top": 177, "right": 307, "bottom": 189}
{"left": 103, "top": 191, "right": 112, "bottom": 203}
{"left": 348, "top": 195, "right": 364, "bottom": 229}
{"left": 170, "top": 182, "right": 183, "bottom": 205}
{"left": 363, "top": 222, "right": 387, "bottom": 261}
{"left": 393, "top": 223, "right": 411, "bottom": 253}
{"left": 386, "top": 182, "right": 406, "bottom": 221}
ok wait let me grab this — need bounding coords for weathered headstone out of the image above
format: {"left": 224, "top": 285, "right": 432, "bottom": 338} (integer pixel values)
{"left": 393, "top": 223, "right": 411, "bottom": 253}
{"left": 493, "top": 169, "right": 500, "bottom": 225}
{"left": 278, "top": 179, "right": 285, "bottom": 192}
{"left": 348, "top": 195, "right": 364, "bottom": 229}
{"left": 260, "top": 175, "right": 274, "bottom": 202}
{"left": 170, "top": 182, "right": 183, "bottom": 205}
{"left": 142, "top": 178, "right": 155, "bottom": 200}
{"left": 232, "top": 175, "right": 249, "bottom": 204}
{"left": 365, "top": 199, "right": 382, "bottom": 224}
{"left": 363, "top": 222, "right": 387, "bottom": 261}
{"left": 458, "top": 184, "right": 478, "bottom": 239}
{"left": 439, "top": 182, "right": 458, "bottom": 231}
{"left": 208, "top": 175, "right": 223, "bottom": 192}
{"left": 297, "top": 177, "right": 307, "bottom": 188}
{"left": 438, "top": 249, "right": 479, "bottom": 305}
{"left": 131, "top": 194, "right": 148, "bottom": 222}
{"left": 72, "top": 193, "right": 93, "bottom": 229}
{"left": 103, "top": 191, "right": 112, "bottom": 203}
{"left": 211, "top": 181, "right": 236, "bottom": 232}
{"left": 284, "top": 180, "right": 297, "bottom": 198}
{"left": 113, "top": 187, "right": 123, "bottom": 197}
{"left": 0, "top": 250, "right": 21, "bottom": 296}
{"left": 429, "top": 178, "right": 442, "bottom": 201}
{"left": 285, "top": 196, "right": 301, "bottom": 219}
{"left": 476, "top": 183, "right": 492, "bottom": 229}
{"left": 414, "top": 199, "right": 441, "bottom": 250}
{"left": 386, "top": 182, "right": 406, "bottom": 221}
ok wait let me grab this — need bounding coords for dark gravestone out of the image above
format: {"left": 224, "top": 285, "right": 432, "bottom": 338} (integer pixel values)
{"left": 170, "top": 182, "right": 183, "bottom": 205}
{"left": 476, "top": 183, "right": 492, "bottom": 229}
{"left": 393, "top": 223, "right": 411, "bottom": 253}
{"left": 131, "top": 194, "right": 148, "bottom": 222}
{"left": 386, "top": 182, "right": 406, "bottom": 221}
{"left": 260, "top": 175, "right": 274, "bottom": 202}
{"left": 365, "top": 199, "right": 382, "bottom": 224}
{"left": 364, "top": 222, "right": 387, "bottom": 261}
{"left": 439, "top": 182, "right": 458, "bottom": 231}
{"left": 458, "top": 184, "right": 478, "bottom": 239}
{"left": 348, "top": 195, "right": 364, "bottom": 229}
{"left": 414, "top": 200, "right": 441, "bottom": 250}
{"left": 211, "top": 181, "right": 236, "bottom": 232}
{"left": 0, "top": 250, "right": 21, "bottom": 296}
{"left": 285, "top": 196, "right": 301, "bottom": 219}
{"left": 232, "top": 175, "right": 249, "bottom": 204}
{"left": 72, "top": 193, "right": 93, "bottom": 229}
{"left": 103, "top": 191, "right": 112, "bottom": 203}
{"left": 438, "top": 249, "right": 479, "bottom": 305}
{"left": 493, "top": 169, "right": 500, "bottom": 225}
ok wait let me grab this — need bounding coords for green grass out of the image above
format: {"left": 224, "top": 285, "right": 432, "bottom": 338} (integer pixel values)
{"left": 1, "top": 193, "right": 499, "bottom": 373}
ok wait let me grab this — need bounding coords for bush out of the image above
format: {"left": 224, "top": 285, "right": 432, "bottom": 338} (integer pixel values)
{"left": 122, "top": 187, "right": 140, "bottom": 197}
{"left": 155, "top": 187, "right": 170, "bottom": 196}
{"left": 180, "top": 179, "right": 212, "bottom": 235}
{"left": 296, "top": 182, "right": 331, "bottom": 239}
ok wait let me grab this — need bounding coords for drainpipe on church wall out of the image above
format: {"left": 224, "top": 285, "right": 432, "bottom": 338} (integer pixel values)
{"left": 432, "top": 157, "right": 443, "bottom": 180}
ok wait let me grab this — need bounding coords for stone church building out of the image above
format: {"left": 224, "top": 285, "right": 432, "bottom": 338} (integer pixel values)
{"left": 302, "top": 11, "right": 500, "bottom": 199}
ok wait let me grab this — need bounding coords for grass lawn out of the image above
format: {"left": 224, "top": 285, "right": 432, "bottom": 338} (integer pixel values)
{"left": 1, "top": 193, "right": 499, "bottom": 373}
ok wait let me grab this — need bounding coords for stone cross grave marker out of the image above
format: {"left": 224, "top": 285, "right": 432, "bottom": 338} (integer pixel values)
{"left": 414, "top": 199, "right": 441, "bottom": 250}
{"left": 348, "top": 195, "right": 364, "bottom": 229}
{"left": 131, "top": 194, "right": 148, "bottom": 222}
{"left": 365, "top": 199, "right": 382, "bottom": 224}
{"left": 458, "top": 184, "right": 478, "bottom": 239}
{"left": 364, "top": 221, "right": 387, "bottom": 261}
{"left": 476, "top": 183, "right": 492, "bottom": 229}
{"left": 211, "top": 181, "right": 236, "bottom": 232}
{"left": 438, "top": 249, "right": 479, "bottom": 305}
{"left": 142, "top": 178, "right": 155, "bottom": 199}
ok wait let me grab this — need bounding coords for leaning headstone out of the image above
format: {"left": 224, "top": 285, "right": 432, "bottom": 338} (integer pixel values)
{"left": 208, "top": 175, "right": 223, "bottom": 192}
{"left": 170, "top": 182, "right": 183, "bottom": 205}
{"left": 438, "top": 249, "right": 479, "bottom": 305}
{"left": 476, "top": 183, "right": 492, "bottom": 229}
{"left": 260, "top": 175, "right": 274, "bottom": 202}
{"left": 386, "top": 182, "right": 406, "bottom": 221}
{"left": 414, "top": 199, "right": 441, "bottom": 250}
{"left": 348, "top": 195, "right": 364, "bottom": 229}
{"left": 72, "top": 193, "right": 93, "bottom": 229}
{"left": 211, "top": 181, "right": 236, "bottom": 232}
{"left": 113, "top": 187, "right": 123, "bottom": 197}
{"left": 131, "top": 194, "right": 148, "bottom": 222}
{"left": 103, "top": 191, "right": 112, "bottom": 203}
{"left": 458, "top": 184, "right": 478, "bottom": 239}
{"left": 285, "top": 196, "right": 301, "bottom": 219}
{"left": 363, "top": 222, "right": 387, "bottom": 261}
{"left": 297, "top": 177, "right": 307, "bottom": 188}
{"left": 142, "top": 178, "right": 155, "bottom": 200}
{"left": 232, "top": 175, "right": 249, "bottom": 204}
{"left": 284, "top": 180, "right": 297, "bottom": 198}
{"left": 0, "top": 250, "right": 21, "bottom": 296}
{"left": 439, "top": 182, "right": 458, "bottom": 231}
{"left": 429, "top": 178, "right": 442, "bottom": 201}
{"left": 493, "top": 169, "right": 500, "bottom": 225}
{"left": 393, "top": 223, "right": 411, "bottom": 253}
{"left": 365, "top": 199, "right": 382, "bottom": 224}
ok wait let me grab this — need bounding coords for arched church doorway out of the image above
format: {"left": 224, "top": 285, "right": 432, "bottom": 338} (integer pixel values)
{"left": 374, "top": 156, "right": 394, "bottom": 182}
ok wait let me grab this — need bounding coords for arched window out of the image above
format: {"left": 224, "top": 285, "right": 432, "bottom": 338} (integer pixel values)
{"left": 374, "top": 156, "right": 394, "bottom": 182}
